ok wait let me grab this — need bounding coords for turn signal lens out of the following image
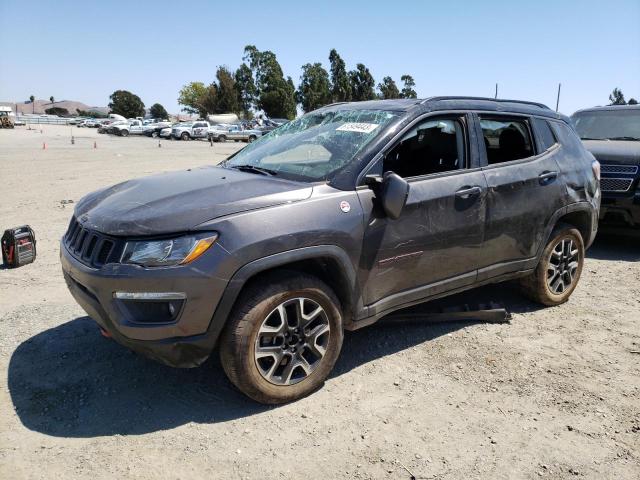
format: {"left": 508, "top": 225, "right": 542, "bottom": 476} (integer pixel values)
{"left": 592, "top": 160, "right": 601, "bottom": 181}
{"left": 180, "top": 235, "right": 218, "bottom": 264}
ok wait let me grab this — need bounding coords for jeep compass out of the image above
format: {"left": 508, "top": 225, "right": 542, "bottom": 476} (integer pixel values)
{"left": 61, "top": 97, "right": 600, "bottom": 403}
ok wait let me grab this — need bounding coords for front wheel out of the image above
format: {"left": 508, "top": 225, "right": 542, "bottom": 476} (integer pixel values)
{"left": 520, "top": 224, "right": 584, "bottom": 306}
{"left": 220, "top": 272, "right": 344, "bottom": 404}
{"left": 120, "top": 129, "right": 129, "bottom": 137}
{"left": 218, "top": 135, "right": 226, "bottom": 142}
{"left": 181, "top": 132, "right": 190, "bottom": 141}
{"left": 151, "top": 131, "right": 159, "bottom": 138}
{"left": 248, "top": 135, "right": 257, "bottom": 143}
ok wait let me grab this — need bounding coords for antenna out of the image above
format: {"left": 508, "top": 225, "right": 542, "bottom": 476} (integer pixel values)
{"left": 555, "top": 83, "right": 562, "bottom": 112}
{"left": 494, "top": 83, "right": 498, "bottom": 99}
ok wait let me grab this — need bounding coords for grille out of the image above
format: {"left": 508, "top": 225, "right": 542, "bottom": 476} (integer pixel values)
{"left": 600, "top": 164, "right": 638, "bottom": 175}
{"left": 64, "top": 217, "right": 119, "bottom": 267}
{"left": 600, "top": 177, "right": 634, "bottom": 193}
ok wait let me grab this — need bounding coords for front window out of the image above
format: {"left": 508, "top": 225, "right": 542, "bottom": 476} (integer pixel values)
{"left": 572, "top": 109, "right": 640, "bottom": 141}
{"left": 223, "top": 109, "right": 400, "bottom": 182}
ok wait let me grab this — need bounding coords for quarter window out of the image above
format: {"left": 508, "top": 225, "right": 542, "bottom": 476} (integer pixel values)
{"left": 480, "top": 117, "right": 534, "bottom": 164}
{"left": 533, "top": 118, "right": 557, "bottom": 151}
{"left": 383, "top": 118, "right": 466, "bottom": 178}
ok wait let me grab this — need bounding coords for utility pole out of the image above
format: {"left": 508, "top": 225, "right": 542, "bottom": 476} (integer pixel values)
{"left": 556, "top": 83, "right": 562, "bottom": 112}
{"left": 494, "top": 83, "right": 498, "bottom": 99}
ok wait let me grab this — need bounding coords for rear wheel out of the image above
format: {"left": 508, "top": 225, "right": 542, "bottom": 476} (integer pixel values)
{"left": 218, "top": 134, "right": 226, "bottom": 142}
{"left": 248, "top": 135, "right": 257, "bottom": 143}
{"left": 220, "top": 272, "right": 343, "bottom": 404}
{"left": 120, "top": 129, "right": 129, "bottom": 137}
{"left": 151, "top": 131, "right": 159, "bottom": 138}
{"left": 520, "top": 224, "right": 584, "bottom": 306}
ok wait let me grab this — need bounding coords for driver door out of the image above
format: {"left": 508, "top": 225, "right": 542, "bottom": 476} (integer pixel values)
{"left": 357, "top": 114, "right": 487, "bottom": 314}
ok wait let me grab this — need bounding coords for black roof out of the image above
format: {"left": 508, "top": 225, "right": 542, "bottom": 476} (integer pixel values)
{"left": 320, "top": 96, "right": 567, "bottom": 121}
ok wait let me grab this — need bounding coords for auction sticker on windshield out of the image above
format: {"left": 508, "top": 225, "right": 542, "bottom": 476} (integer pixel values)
{"left": 336, "top": 123, "right": 379, "bottom": 134}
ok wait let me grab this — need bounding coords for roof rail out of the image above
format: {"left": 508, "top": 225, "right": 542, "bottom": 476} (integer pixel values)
{"left": 420, "top": 96, "right": 551, "bottom": 110}
{"left": 323, "top": 101, "right": 349, "bottom": 108}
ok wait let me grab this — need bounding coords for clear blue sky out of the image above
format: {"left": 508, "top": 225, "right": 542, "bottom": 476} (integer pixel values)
{"left": 1, "top": 0, "right": 638, "bottom": 115}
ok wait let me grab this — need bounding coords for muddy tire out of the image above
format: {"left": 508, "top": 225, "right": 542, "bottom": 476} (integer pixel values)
{"left": 220, "top": 272, "right": 344, "bottom": 404}
{"left": 520, "top": 223, "right": 584, "bottom": 306}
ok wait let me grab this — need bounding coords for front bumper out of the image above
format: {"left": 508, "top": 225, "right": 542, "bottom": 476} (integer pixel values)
{"left": 600, "top": 192, "right": 640, "bottom": 227}
{"left": 60, "top": 240, "right": 229, "bottom": 367}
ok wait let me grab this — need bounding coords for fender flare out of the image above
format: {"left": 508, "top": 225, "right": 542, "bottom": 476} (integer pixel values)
{"left": 205, "top": 245, "right": 361, "bottom": 347}
{"left": 536, "top": 201, "right": 597, "bottom": 262}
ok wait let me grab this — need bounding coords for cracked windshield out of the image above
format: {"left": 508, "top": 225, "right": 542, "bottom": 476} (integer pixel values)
{"left": 224, "top": 109, "right": 399, "bottom": 181}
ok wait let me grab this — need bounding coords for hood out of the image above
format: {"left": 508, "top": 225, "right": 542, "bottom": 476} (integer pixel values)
{"left": 582, "top": 140, "right": 640, "bottom": 165}
{"left": 74, "top": 166, "right": 312, "bottom": 236}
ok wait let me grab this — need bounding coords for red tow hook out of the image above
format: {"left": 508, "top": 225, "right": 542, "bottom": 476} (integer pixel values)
{"left": 100, "top": 328, "right": 112, "bottom": 339}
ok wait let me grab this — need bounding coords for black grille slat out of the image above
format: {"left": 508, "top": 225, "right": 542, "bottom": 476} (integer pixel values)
{"left": 74, "top": 229, "right": 87, "bottom": 253}
{"left": 68, "top": 221, "right": 80, "bottom": 245}
{"left": 64, "top": 216, "right": 121, "bottom": 268}
{"left": 83, "top": 235, "right": 97, "bottom": 259}
{"left": 96, "top": 240, "right": 114, "bottom": 266}
{"left": 600, "top": 178, "right": 634, "bottom": 192}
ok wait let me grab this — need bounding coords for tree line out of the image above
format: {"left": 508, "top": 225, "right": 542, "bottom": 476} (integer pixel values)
{"left": 608, "top": 88, "right": 637, "bottom": 106}
{"left": 177, "top": 46, "right": 418, "bottom": 120}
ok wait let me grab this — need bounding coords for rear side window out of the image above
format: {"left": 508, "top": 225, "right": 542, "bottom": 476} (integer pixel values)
{"left": 479, "top": 117, "right": 534, "bottom": 165}
{"left": 533, "top": 118, "right": 557, "bottom": 151}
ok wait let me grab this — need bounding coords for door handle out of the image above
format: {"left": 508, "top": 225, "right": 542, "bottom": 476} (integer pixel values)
{"left": 455, "top": 186, "right": 482, "bottom": 199}
{"left": 538, "top": 171, "right": 558, "bottom": 185}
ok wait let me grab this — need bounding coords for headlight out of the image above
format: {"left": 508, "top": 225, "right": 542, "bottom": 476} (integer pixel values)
{"left": 120, "top": 233, "right": 218, "bottom": 267}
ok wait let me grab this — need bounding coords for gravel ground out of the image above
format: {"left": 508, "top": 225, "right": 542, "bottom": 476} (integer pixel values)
{"left": 0, "top": 125, "right": 638, "bottom": 479}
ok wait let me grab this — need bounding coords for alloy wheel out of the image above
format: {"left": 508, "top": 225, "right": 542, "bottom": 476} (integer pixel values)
{"left": 547, "top": 237, "right": 580, "bottom": 294}
{"left": 254, "top": 297, "right": 330, "bottom": 386}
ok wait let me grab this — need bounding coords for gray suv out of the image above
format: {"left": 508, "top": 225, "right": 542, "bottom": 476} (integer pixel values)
{"left": 61, "top": 97, "right": 601, "bottom": 403}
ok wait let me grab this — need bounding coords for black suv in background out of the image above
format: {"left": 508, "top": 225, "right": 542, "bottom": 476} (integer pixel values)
{"left": 572, "top": 105, "right": 640, "bottom": 229}
{"left": 61, "top": 97, "right": 600, "bottom": 403}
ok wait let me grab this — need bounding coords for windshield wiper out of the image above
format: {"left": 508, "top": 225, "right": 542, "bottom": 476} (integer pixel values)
{"left": 229, "top": 164, "right": 278, "bottom": 176}
{"left": 608, "top": 136, "right": 640, "bottom": 141}
{"left": 580, "top": 137, "right": 604, "bottom": 140}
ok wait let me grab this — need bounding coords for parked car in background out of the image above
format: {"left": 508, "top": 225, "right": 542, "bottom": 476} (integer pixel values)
{"left": 68, "top": 117, "right": 86, "bottom": 125}
{"left": 572, "top": 105, "right": 640, "bottom": 230}
{"left": 97, "top": 120, "right": 113, "bottom": 133}
{"left": 209, "top": 124, "right": 263, "bottom": 143}
{"left": 171, "top": 122, "right": 199, "bottom": 140}
{"left": 112, "top": 119, "right": 146, "bottom": 136}
{"left": 159, "top": 126, "right": 173, "bottom": 139}
{"left": 101, "top": 120, "right": 128, "bottom": 134}
{"left": 61, "top": 97, "right": 600, "bottom": 404}
{"left": 144, "top": 121, "right": 173, "bottom": 137}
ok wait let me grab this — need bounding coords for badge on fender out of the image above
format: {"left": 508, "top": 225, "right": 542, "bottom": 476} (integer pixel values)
{"left": 339, "top": 201, "right": 351, "bottom": 213}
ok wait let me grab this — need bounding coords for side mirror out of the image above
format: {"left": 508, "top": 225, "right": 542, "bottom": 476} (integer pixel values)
{"left": 364, "top": 172, "right": 409, "bottom": 220}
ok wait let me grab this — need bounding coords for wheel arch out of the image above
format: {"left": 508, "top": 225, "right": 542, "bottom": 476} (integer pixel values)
{"left": 207, "top": 246, "right": 362, "bottom": 348}
{"left": 538, "top": 202, "right": 596, "bottom": 262}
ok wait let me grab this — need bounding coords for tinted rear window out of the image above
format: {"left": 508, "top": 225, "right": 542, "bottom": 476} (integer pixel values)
{"left": 533, "top": 118, "right": 557, "bottom": 151}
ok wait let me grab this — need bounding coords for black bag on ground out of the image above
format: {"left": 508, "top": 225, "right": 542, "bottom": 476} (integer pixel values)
{"left": 1, "top": 225, "right": 36, "bottom": 268}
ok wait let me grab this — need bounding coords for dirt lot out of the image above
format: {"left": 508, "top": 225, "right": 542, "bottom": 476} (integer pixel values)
{"left": 0, "top": 125, "right": 638, "bottom": 480}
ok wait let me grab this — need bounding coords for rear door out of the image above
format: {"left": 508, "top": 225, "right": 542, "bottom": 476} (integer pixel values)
{"left": 474, "top": 114, "right": 565, "bottom": 280}
{"left": 358, "top": 113, "right": 488, "bottom": 313}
